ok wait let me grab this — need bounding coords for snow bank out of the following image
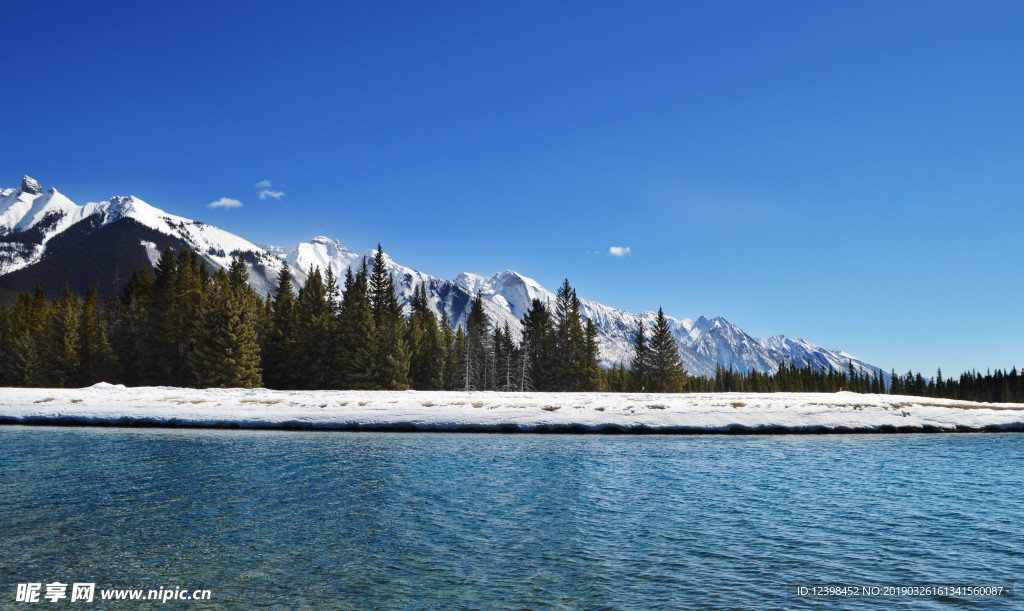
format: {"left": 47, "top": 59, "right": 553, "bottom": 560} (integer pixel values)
{"left": 2, "top": 386, "right": 1023, "bottom": 433}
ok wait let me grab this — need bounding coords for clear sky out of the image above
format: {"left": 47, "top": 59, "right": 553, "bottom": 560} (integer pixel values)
{"left": 4, "top": 1, "right": 1022, "bottom": 377}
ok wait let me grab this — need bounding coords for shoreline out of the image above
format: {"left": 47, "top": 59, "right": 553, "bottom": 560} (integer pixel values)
{"left": 3, "top": 417, "right": 1024, "bottom": 435}
{"left": 2, "top": 384, "right": 1023, "bottom": 435}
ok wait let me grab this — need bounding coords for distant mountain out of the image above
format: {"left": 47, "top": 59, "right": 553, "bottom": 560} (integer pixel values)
{"left": 0, "top": 176, "right": 886, "bottom": 379}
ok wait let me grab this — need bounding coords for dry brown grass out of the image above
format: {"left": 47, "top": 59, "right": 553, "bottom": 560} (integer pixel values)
{"left": 472, "top": 401, "right": 484, "bottom": 408}
{"left": 33, "top": 397, "right": 54, "bottom": 403}
{"left": 70, "top": 399, "right": 83, "bottom": 404}
{"left": 421, "top": 402, "right": 435, "bottom": 407}
{"left": 731, "top": 402, "right": 745, "bottom": 408}
{"left": 542, "top": 405, "right": 560, "bottom": 412}
{"left": 595, "top": 407, "right": 606, "bottom": 412}
{"left": 647, "top": 404, "right": 667, "bottom": 410}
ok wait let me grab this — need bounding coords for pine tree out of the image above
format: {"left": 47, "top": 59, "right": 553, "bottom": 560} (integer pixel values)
{"left": 0, "top": 303, "right": 13, "bottom": 386}
{"left": 75, "top": 285, "right": 118, "bottom": 385}
{"left": 553, "top": 279, "right": 585, "bottom": 390}
{"left": 107, "top": 268, "right": 153, "bottom": 386}
{"left": 408, "top": 284, "right": 444, "bottom": 390}
{"left": 263, "top": 265, "right": 299, "bottom": 389}
{"left": 368, "top": 246, "right": 410, "bottom": 389}
{"left": 493, "top": 322, "right": 521, "bottom": 392}
{"left": 5, "top": 289, "right": 47, "bottom": 386}
{"left": 192, "top": 269, "right": 262, "bottom": 388}
{"left": 461, "top": 292, "right": 490, "bottom": 390}
{"left": 336, "top": 263, "right": 376, "bottom": 389}
{"left": 581, "top": 318, "right": 603, "bottom": 391}
{"left": 142, "top": 247, "right": 179, "bottom": 385}
{"left": 629, "top": 319, "right": 650, "bottom": 392}
{"left": 440, "top": 311, "right": 458, "bottom": 390}
{"left": 41, "top": 285, "right": 82, "bottom": 388}
{"left": 521, "top": 298, "right": 555, "bottom": 391}
{"left": 295, "top": 266, "right": 332, "bottom": 388}
{"left": 170, "top": 249, "right": 205, "bottom": 386}
{"left": 647, "top": 307, "right": 685, "bottom": 393}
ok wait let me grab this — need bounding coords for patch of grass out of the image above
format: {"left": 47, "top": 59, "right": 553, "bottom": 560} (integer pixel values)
{"left": 70, "top": 399, "right": 83, "bottom": 404}
{"left": 730, "top": 402, "right": 745, "bottom": 408}
{"left": 472, "top": 401, "right": 484, "bottom": 408}
{"left": 190, "top": 400, "right": 207, "bottom": 404}
{"left": 542, "top": 405, "right": 560, "bottom": 412}
{"left": 452, "top": 402, "right": 466, "bottom": 406}
{"left": 33, "top": 397, "right": 55, "bottom": 403}
{"left": 647, "top": 404, "right": 667, "bottom": 410}
{"left": 338, "top": 402, "right": 348, "bottom": 407}
{"left": 595, "top": 407, "right": 606, "bottom": 412}
{"left": 319, "top": 404, "right": 327, "bottom": 408}
{"left": 421, "top": 401, "right": 435, "bottom": 407}
{"left": 358, "top": 401, "right": 368, "bottom": 406}
{"left": 240, "top": 399, "right": 281, "bottom": 405}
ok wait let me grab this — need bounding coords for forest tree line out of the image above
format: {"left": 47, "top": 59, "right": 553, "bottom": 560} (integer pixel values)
{"left": 0, "top": 245, "right": 1020, "bottom": 403}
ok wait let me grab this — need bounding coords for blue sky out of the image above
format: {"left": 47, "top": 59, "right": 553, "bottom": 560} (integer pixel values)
{"left": 4, "top": 1, "right": 1023, "bottom": 377}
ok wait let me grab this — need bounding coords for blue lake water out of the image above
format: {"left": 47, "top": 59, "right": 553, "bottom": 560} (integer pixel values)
{"left": 1, "top": 427, "right": 1021, "bottom": 609}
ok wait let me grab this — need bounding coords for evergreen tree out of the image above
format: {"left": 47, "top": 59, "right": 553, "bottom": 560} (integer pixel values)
{"left": 521, "top": 298, "right": 555, "bottom": 391}
{"left": 142, "top": 247, "right": 179, "bottom": 385}
{"left": 581, "top": 318, "right": 603, "bottom": 391}
{"left": 629, "top": 320, "right": 650, "bottom": 392}
{"left": 5, "top": 289, "right": 47, "bottom": 386}
{"left": 76, "top": 285, "right": 118, "bottom": 385}
{"left": 41, "top": 285, "right": 82, "bottom": 388}
{"left": 647, "top": 307, "right": 686, "bottom": 393}
{"left": 336, "top": 263, "right": 376, "bottom": 389}
{"left": 461, "top": 291, "right": 490, "bottom": 390}
{"left": 263, "top": 265, "right": 299, "bottom": 389}
{"left": 440, "top": 311, "right": 458, "bottom": 390}
{"left": 367, "top": 246, "right": 410, "bottom": 389}
{"left": 192, "top": 269, "right": 262, "bottom": 388}
{"left": 553, "top": 279, "right": 585, "bottom": 390}
{"left": 408, "top": 284, "right": 444, "bottom": 390}
{"left": 493, "top": 321, "right": 521, "bottom": 392}
{"left": 295, "top": 266, "right": 332, "bottom": 388}
{"left": 107, "top": 268, "right": 153, "bottom": 386}
{"left": 170, "top": 249, "right": 205, "bottom": 386}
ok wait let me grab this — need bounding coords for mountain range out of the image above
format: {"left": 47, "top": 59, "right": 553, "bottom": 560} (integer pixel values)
{"left": 0, "top": 175, "right": 885, "bottom": 379}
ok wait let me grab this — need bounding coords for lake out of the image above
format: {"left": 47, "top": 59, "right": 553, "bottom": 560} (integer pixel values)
{"left": 1, "top": 427, "right": 1020, "bottom": 608}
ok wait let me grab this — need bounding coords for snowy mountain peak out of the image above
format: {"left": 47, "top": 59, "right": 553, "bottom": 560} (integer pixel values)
{"left": 21, "top": 175, "right": 42, "bottom": 195}
{"left": 454, "top": 272, "right": 487, "bottom": 294}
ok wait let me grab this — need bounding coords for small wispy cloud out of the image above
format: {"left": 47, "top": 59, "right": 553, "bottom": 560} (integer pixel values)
{"left": 255, "top": 179, "right": 272, "bottom": 188}
{"left": 259, "top": 189, "right": 285, "bottom": 200}
{"left": 609, "top": 246, "right": 631, "bottom": 257}
{"left": 208, "top": 197, "right": 243, "bottom": 209}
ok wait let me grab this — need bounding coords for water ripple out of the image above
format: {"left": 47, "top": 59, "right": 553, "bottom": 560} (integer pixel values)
{"left": 1, "top": 429, "right": 1021, "bottom": 608}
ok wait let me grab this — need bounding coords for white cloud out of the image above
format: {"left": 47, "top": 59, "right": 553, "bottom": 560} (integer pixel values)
{"left": 259, "top": 189, "right": 285, "bottom": 200}
{"left": 609, "top": 246, "right": 631, "bottom": 257}
{"left": 208, "top": 197, "right": 243, "bottom": 209}
{"left": 255, "top": 180, "right": 272, "bottom": 188}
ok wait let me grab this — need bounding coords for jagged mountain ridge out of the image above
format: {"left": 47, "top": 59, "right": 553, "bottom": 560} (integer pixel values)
{"left": 0, "top": 176, "right": 885, "bottom": 378}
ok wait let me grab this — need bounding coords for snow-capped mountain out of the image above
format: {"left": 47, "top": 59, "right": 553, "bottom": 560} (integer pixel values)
{"left": 0, "top": 176, "right": 885, "bottom": 379}
{"left": 0, "top": 176, "right": 286, "bottom": 296}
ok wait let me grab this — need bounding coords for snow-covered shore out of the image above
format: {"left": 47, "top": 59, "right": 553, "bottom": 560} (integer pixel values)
{"left": 2, "top": 384, "right": 1023, "bottom": 433}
